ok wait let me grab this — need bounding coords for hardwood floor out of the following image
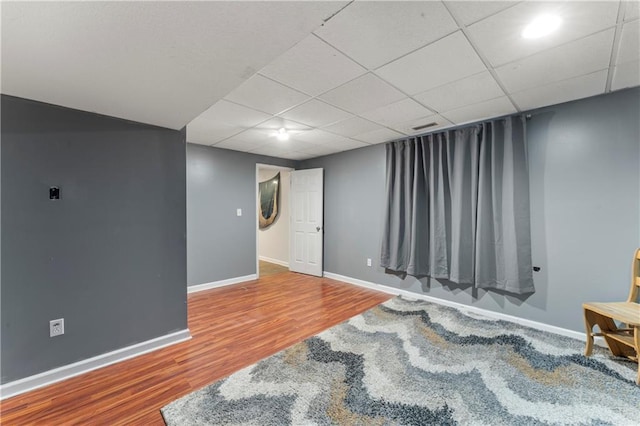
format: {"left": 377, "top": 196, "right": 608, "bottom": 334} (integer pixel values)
{"left": 0, "top": 272, "right": 391, "bottom": 425}
{"left": 258, "top": 260, "right": 288, "bottom": 277}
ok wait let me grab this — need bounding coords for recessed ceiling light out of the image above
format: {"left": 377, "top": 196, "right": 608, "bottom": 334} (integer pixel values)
{"left": 522, "top": 14, "right": 562, "bottom": 39}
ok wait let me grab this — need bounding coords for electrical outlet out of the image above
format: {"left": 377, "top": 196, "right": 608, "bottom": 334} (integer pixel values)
{"left": 367, "top": 258, "right": 372, "bottom": 267}
{"left": 50, "top": 318, "right": 64, "bottom": 337}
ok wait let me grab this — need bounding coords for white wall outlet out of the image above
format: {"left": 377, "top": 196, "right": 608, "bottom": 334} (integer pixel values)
{"left": 367, "top": 258, "right": 372, "bottom": 267}
{"left": 236, "top": 208, "right": 242, "bottom": 217}
{"left": 50, "top": 318, "right": 64, "bottom": 337}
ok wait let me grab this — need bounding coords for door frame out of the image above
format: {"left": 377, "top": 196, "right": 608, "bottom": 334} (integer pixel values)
{"left": 255, "top": 163, "right": 295, "bottom": 279}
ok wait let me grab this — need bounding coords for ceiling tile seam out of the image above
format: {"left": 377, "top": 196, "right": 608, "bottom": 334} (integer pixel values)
{"left": 227, "top": 72, "right": 312, "bottom": 115}
{"left": 434, "top": 93, "right": 507, "bottom": 116}
{"left": 485, "top": 24, "right": 621, "bottom": 70}
{"left": 605, "top": 2, "right": 627, "bottom": 92}
{"left": 368, "top": 28, "right": 461, "bottom": 71}
{"left": 198, "top": 98, "right": 277, "bottom": 132}
{"left": 446, "top": 0, "right": 524, "bottom": 28}
{"left": 408, "top": 69, "right": 491, "bottom": 114}
{"left": 276, "top": 99, "right": 361, "bottom": 127}
{"left": 320, "top": 0, "right": 355, "bottom": 25}
{"left": 252, "top": 33, "right": 370, "bottom": 101}
{"left": 509, "top": 68, "right": 611, "bottom": 98}
{"left": 309, "top": 32, "right": 374, "bottom": 71}
{"left": 440, "top": 1, "right": 520, "bottom": 112}
{"left": 249, "top": 70, "right": 382, "bottom": 124}
{"left": 274, "top": 68, "right": 421, "bottom": 135}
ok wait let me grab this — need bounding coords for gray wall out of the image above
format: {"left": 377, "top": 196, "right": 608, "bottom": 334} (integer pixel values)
{"left": 187, "top": 144, "right": 296, "bottom": 286}
{"left": 301, "top": 88, "right": 640, "bottom": 333}
{"left": 1, "top": 95, "right": 188, "bottom": 383}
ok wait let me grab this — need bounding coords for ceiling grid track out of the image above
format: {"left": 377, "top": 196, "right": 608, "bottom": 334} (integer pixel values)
{"left": 442, "top": 1, "right": 522, "bottom": 112}
{"left": 605, "top": 1, "right": 627, "bottom": 93}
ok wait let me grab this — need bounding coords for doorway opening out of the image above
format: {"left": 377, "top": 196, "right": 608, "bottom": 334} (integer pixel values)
{"left": 256, "top": 164, "right": 294, "bottom": 279}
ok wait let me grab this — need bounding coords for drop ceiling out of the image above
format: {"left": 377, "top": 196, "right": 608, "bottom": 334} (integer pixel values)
{"left": 2, "top": 1, "right": 639, "bottom": 161}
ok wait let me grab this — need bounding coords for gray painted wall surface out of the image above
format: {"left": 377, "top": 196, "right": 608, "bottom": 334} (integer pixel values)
{"left": 1, "top": 95, "right": 188, "bottom": 383}
{"left": 301, "top": 88, "right": 640, "bottom": 333}
{"left": 187, "top": 144, "right": 296, "bottom": 286}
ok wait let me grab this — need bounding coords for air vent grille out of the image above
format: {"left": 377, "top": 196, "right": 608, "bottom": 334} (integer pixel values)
{"left": 412, "top": 122, "right": 438, "bottom": 131}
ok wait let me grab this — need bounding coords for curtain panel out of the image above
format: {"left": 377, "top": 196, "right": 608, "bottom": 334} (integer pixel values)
{"left": 380, "top": 116, "right": 534, "bottom": 294}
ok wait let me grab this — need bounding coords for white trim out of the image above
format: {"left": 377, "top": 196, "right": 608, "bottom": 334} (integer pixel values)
{"left": 259, "top": 256, "right": 289, "bottom": 268}
{"left": 0, "top": 329, "right": 191, "bottom": 400}
{"left": 187, "top": 274, "right": 257, "bottom": 294}
{"left": 324, "top": 272, "right": 606, "bottom": 347}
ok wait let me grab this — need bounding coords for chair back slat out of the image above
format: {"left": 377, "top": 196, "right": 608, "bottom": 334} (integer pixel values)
{"left": 629, "top": 249, "right": 640, "bottom": 303}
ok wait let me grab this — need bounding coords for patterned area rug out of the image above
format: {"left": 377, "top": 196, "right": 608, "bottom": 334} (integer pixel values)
{"left": 161, "top": 297, "right": 639, "bottom": 425}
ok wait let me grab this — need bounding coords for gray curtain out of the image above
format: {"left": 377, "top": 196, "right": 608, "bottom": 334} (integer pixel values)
{"left": 380, "top": 116, "right": 534, "bottom": 294}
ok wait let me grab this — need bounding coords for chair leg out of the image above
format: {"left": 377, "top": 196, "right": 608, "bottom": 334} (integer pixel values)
{"left": 583, "top": 309, "right": 596, "bottom": 356}
{"left": 634, "top": 326, "right": 640, "bottom": 386}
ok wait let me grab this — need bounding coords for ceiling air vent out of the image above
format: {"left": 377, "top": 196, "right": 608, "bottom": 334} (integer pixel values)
{"left": 412, "top": 122, "right": 438, "bottom": 131}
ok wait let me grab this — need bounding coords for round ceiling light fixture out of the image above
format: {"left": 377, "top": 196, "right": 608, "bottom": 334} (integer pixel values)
{"left": 522, "top": 14, "right": 562, "bottom": 39}
{"left": 276, "top": 127, "right": 289, "bottom": 141}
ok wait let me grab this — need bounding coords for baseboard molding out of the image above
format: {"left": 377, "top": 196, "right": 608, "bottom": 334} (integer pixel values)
{"left": 258, "top": 256, "right": 289, "bottom": 268}
{"left": 0, "top": 329, "right": 191, "bottom": 400}
{"left": 188, "top": 274, "right": 257, "bottom": 294}
{"left": 324, "top": 272, "right": 606, "bottom": 347}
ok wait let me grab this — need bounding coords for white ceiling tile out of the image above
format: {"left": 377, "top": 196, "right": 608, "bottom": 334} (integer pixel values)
{"left": 334, "top": 139, "right": 370, "bottom": 152}
{"left": 376, "top": 31, "right": 486, "bottom": 95}
{"left": 313, "top": 1, "right": 459, "bottom": 69}
{"left": 292, "top": 129, "right": 341, "bottom": 144}
{"left": 298, "top": 144, "right": 340, "bottom": 156}
{"left": 444, "top": 1, "right": 519, "bottom": 26}
{"left": 441, "top": 96, "right": 516, "bottom": 125}
{"left": 413, "top": 71, "right": 505, "bottom": 113}
{"left": 353, "top": 128, "right": 405, "bottom": 144}
{"left": 495, "top": 29, "right": 614, "bottom": 93}
{"left": 1, "top": 1, "right": 347, "bottom": 129}
{"left": 268, "top": 137, "right": 319, "bottom": 153}
{"left": 259, "top": 35, "right": 366, "bottom": 96}
{"left": 467, "top": 1, "right": 619, "bottom": 67}
{"left": 322, "top": 116, "right": 384, "bottom": 137}
{"left": 278, "top": 151, "right": 315, "bottom": 160}
{"left": 318, "top": 73, "right": 406, "bottom": 114}
{"left": 319, "top": 134, "right": 369, "bottom": 150}
{"left": 222, "top": 128, "right": 274, "bottom": 145}
{"left": 617, "top": 20, "right": 640, "bottom": 65}
{"left": 611, "top": 60, "right": 640, "bottom": 91}
{"left": 224, "top": 74, "right": 309, "bottom": 115}
{"left": 187, "top": 139, "right": 214, "bottom": 147}
{"left": 249, "top": 144, "right": 289, "bottom": 157}
{"left": 213, "top": 137, "right": 265, "bottom": 152}
{"left": 279, "top": 99, "right": 352, "bottom": 128}
{"left": 511, "top": 70, "right": 607, "bottom": 111}
{"left": 256, "top": 118, "right": 311, "bottom": 132}
{"left": 192, "top": 100, "right": 271, "bottom": 127}
{"left": 624, "top": 1, "right": 640, "bottom": 21}
{"left": 186, "top": 121, "right": 243, "bottom": 145}
{"left": 360, "top": 98, "right": 434, "bottom": 127}
{"left": 391, "top": 114, "right": 454, "bottom": 136}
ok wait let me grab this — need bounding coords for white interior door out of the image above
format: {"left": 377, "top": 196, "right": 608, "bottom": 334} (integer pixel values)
{"left": 289, "top": 168, "right": 323, "bottom": 277}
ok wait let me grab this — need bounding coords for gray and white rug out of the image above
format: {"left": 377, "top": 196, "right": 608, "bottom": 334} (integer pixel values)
{"left": 161, "top": 297, "right": 639, "bottom": 425}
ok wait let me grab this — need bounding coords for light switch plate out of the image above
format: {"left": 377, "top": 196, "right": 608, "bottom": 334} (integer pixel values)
{"left": 237, "top": 208, "right": 242, "bottom": 217}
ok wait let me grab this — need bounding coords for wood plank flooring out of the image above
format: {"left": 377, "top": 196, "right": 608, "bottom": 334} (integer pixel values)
{"left": 0, "top": 272, "right": 391, "bottom": 425}
{"left": 258, "top": 260, "right": 288, "bottom": 277}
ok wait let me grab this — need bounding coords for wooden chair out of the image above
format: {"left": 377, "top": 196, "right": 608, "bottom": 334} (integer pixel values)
{"left": 583, "top": 248, "right": 640, "bottom": 385}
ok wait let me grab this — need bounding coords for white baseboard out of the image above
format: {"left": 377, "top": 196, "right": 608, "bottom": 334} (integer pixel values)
{"left": 0, "top": 329, "right": 191, "bottom": 400}
{"left": 188, "top": 274, "right": 257, "bottom": 294}
{"left": 259, "top": 256, "right": 289, "bottom": 268}
{"left": 324, "top": 272, "right": 606, "bottom": 347}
